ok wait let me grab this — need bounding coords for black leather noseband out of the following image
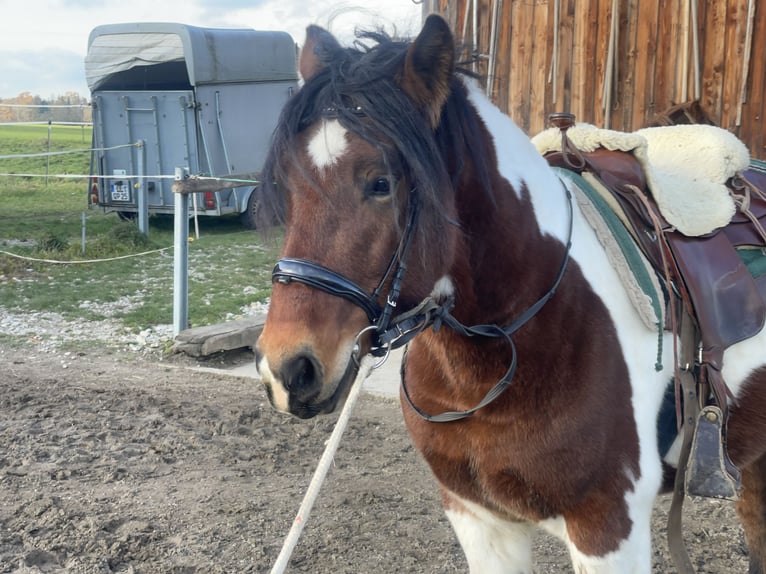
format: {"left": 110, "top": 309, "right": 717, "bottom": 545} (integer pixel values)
{"left": 273, "top": 258, "right": 382, "bottom": 324}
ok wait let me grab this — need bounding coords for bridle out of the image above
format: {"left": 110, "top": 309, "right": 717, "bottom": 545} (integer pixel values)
{"left": 272, "top": 187, "right": 421, "bottom": 355}
{"left": 271, "top": 166, "right": 574, "bottom": 423}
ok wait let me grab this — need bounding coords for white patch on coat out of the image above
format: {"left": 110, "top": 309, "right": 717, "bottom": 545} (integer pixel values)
{"left": 467, "top": 76, "right": 670, "bottom": 571}
{"left": 538, "top": 481, "right": 653, "bottom": 573}
{"left": 465, "top": 79, "right": 570, "bottom": 242}
{"left": 444, "top": 493, "right": 533, "bottom": 573}
{"left": 459, "top": 74, "right": 765, "bottom": 570}
{"left": 308, "top": 119, "right": 348, "bottom": 169}
{"left": 722, "top": 327, "right": 766, "bottom": 397}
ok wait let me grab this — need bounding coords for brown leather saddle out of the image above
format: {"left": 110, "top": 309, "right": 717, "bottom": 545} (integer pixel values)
{"left": 542, "top": 113, "right": 766, "bottom": 501}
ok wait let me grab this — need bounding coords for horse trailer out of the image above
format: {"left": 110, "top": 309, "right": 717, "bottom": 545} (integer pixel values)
{"left": 84, "top": 22, "right": 298, "bottom": 228}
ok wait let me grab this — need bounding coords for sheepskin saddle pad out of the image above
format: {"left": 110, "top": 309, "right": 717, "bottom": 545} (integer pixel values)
{"left": 532, "top": 123, "right": 751, "bottom": 236}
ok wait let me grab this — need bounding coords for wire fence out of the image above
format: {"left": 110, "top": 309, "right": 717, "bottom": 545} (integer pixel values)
{"left": 0, "top": 139, "right": 167, "bottom": 265}
{"left": 0, "top": 139, "right": 252, "bottom": 265}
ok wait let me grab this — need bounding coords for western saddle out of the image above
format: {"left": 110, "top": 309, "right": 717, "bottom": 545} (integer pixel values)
{"left": 540, "top": 113, "right": 766, "bottom": 573}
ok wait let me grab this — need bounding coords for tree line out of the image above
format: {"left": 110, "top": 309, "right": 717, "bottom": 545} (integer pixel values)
{"left": 0, "top": 92, "right": 92, "bottom": 123}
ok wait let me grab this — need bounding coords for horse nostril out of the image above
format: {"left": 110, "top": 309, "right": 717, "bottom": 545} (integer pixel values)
{"left": 281, "top": 353, "right": 321, "bottom": 400}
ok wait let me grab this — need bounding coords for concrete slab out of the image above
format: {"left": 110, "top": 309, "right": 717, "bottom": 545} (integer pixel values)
{"left": 172, "top": 315, "right": 266, "bottom": 357}
{"left": 173, "top": 315, "right": 403, "bottom": 397}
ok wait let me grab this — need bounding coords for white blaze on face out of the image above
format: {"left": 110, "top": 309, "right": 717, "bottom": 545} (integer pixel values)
{"left": 308, "top": 119, "right": 349, "bottom": 169}
{"left": 257, "top": 355, "right": 290, "bottom": 412}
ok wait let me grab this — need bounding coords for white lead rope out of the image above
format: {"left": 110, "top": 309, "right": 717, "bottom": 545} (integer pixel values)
{"left": 269, "top": 356, "right": 375, "bottom": 574}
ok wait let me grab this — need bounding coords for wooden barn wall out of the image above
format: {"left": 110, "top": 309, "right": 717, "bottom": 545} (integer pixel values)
{"left": 428, "top": 0, "right": 766, "bottom": 159}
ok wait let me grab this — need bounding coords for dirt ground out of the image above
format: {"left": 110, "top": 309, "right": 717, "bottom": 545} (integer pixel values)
{"left": 0, "top": 341, "right": 752, "bottom": 573}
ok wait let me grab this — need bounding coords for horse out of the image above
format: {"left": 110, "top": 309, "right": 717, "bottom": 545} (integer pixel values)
{"left": 253, "top": 14, "right": 766, "bottom": 573}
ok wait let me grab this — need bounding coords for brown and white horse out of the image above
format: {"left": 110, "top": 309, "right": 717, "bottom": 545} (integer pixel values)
{"left": 254, "top": 15, "right": 766, "bottom": 573}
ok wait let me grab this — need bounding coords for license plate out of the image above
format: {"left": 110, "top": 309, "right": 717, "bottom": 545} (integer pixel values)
{"left": 111, "top": 182, "right": 130, "bottom": 202}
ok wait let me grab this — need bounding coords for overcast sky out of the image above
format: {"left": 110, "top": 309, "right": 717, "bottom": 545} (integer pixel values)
{"left": 0, "top": 0, "right": 424, "bottom": 99}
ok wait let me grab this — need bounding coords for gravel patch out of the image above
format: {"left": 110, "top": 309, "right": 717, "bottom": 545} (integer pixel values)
{"left": 0, "top": 308, "right": 173, "bottom": 354}
{"left": 0, "top": 298, "right": 271, "bottom": 355}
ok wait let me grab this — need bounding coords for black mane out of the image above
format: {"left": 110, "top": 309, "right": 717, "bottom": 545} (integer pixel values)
{"left": 258, "top": 28, "right": 493, "bottom": 233}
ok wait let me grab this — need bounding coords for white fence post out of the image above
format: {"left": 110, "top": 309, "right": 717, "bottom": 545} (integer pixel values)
{"left": 136, "top": 139, "right": 149, "bottom": 236}
{"left": 173, "top": 167, "right": 190, "bottom": 335}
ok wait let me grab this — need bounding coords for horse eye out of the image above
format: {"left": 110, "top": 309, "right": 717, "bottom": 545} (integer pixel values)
{"left": 368, "top": 177, "right": 394, "bottom": 197}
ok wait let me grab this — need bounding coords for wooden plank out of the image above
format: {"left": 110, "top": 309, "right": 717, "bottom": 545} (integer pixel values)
{"left": 744, "top": 0, "right": 766, "bottom": 156}
{"left": 583, "top": 1, "right": 609, "bottom": 125}
{"left": 591, "top": 0, "right": 612, "bottom": 126}
{"left": 509, "top": 0, "right": 534, "bottom": 131}
{"left": 172, "top": 314, "right": 266, "bottom": 357}
{"left": 618, "top": 0, "right": 641, "bottom": 130}
{"left": 172, "top": 172, "right": 261, "bottom": 195}
{"left": 491, "top": 0, "right": 513, "bottom": 114}
{"left": 700, "top": 0, "right": 727, "bottom": 123}
{"left": 669, "top": 0, "right": 683, "bottom": 106}
{"left": 571, "top": 0, "right": 598, "bottom": 126}
{"left": 652, "top": 0, "right": 679, "bottom": 119}
{"left": 476, "top": 0, "right": 492, "bottom": 81}
{"left": 543, "top": 0, "right": 561, "bottom": 119}
{"left": 568, "top": 0, "right": 584, "bottom": 124}
{"left": 540, "top": 0, "right": 557, "bottom": 125}
{"left": 438, "top": 0, "right": 766, "bottom": 160}
{"left": 479, "top": 0, "right": 492, "bottom": 52}
{"left": 556, "top": 0, "right": 577, "bottom": 120}
{"left": 735, "top": 0, "right": 756, "bottom": 128}
{"left": 528, "top": 0, "right": 552, "bottom": 135}
{"left": 633, "top": 0, "right": 660, "bottom": 127}
{"left": 601, "top": 0, "right": 628, "bottom": 128}
{"left": 441, "top": 0, "right": 459, "bottom": 31}
{"left": 721, "top": 0, "right": 745, "bottom": 132}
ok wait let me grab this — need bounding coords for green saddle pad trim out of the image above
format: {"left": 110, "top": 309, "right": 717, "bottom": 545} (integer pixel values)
{"left": 553, "top": 167, "right": 665, "bottom": 369}
{"left": 740, "top": 159, "right": 766, "bottom": 278}
{"left": 738, "top": 247, "right": 766, "bottom": 278}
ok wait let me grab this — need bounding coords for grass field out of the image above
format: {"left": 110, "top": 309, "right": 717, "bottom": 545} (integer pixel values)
{"left": 0, "top": 123, "right": 280, "bottom": 332}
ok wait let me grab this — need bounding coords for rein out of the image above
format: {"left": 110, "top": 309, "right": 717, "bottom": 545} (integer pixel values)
{"left": 399, "top": 180, "right": 574, "bottom": 422}
{"left": 271, "top": 172, "right": 574, "bottom": 423}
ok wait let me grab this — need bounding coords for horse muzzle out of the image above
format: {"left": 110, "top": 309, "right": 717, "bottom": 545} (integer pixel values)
{"left": 255, "top": 346, "right": 359, "bottom": 419}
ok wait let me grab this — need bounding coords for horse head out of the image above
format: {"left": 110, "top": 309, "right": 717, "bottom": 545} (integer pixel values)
{"left": 255, "top": 16, "right": 466, "bottom": 418}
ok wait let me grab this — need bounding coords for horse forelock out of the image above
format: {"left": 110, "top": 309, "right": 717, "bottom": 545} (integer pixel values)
{"left": 260, "top": 28, "right": 495, "bottom": 242}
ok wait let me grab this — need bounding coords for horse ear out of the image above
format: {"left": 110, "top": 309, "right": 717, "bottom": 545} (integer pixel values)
{"left": 299, "top": 25, "right": 341, "bottom": 82}
{"left": 400, "top": 15, "right": 455, "bottom": 127}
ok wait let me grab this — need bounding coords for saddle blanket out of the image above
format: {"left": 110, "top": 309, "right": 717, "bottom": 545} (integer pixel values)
{"left": 553, "top": 167, "right": 665, "bottom": 359}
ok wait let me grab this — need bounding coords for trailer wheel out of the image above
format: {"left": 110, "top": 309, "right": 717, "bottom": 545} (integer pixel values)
{"left": 117, "top": 211, "right": 137, "bottom": 222}
{"left": 240, "top": 187, "right": 260, "bottom": 230}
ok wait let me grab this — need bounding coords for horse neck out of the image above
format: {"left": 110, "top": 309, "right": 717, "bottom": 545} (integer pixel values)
{"left": 447, "top": 83, "right": 572, "bottom": 328}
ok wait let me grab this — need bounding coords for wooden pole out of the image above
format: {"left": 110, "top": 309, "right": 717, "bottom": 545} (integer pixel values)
{"left": 690, "top": 0, "right": 701, "bottom": 100}
{"left": 737, "top": 0, "right": 756, "bottom": 127}
{"left": 603, "top": 0, "right": 619, "bottom": 128}
{"left": 171, "top": 172, "right": 261, "bottom": 195}
{"left": 680, "top": 0, "right": 690, "bottom": 103}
